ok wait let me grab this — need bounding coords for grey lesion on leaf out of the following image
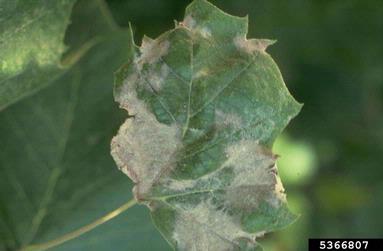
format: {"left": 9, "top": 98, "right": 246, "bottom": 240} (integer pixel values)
{"left": 172, "top": 200, "right": 260, "bottom": 251}
{"left": 134, "top": 35, "right": 170, "bottom": 71}
{"left": 141, "top": 63, "right": 170, "bottom": 93}
{"left": 164, "top": 140, "right": 282, "bottom": 250}
{"left": 178, "top": 13, "right": 232, "bottom": 70}
{"left": 215, "top": 109, "right": 243, "bottom": 131}
{"left": 233, "top": 36, "right": 276, "bottom": 54}
{"left": 112, "top": 32, "right": 191, "bottom": 200}
{"left": 180, "top": 15, "right": 197, "bottom": 30}
{"left": 171, "top": 118, "right": 280, "bottom": 207}
{"left": 192, "top": 67, "right": 210, "bottom": 79}
{"left": 179, "top": 15, "right": 212, "bottom": 39}
{"left": 149, "top": 139, "right": 282, "bottom": 249}
{"left": 163, "top": 139, "right": 282, "bottom": 206}
{"left": 223, "top": 140, "right": 284, "bottom": 210}
{"left": 134, "top": 36, "right": 180, "bottom": 123}
{"left": 111, "top": 73, "right": 182, "bottom": 199}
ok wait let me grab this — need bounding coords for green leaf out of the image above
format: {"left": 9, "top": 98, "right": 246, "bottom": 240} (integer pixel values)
{"left": 0, "top": 0, "right": 77, "bottom": 110}
{"left": 0, "top": 1, "right": 169, "bottom": 251}
{"left": 111, "top": 0, "right": 302, "bottom": 250}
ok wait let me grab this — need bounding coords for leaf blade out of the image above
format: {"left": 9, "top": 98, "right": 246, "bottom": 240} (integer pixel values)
{"left": 0, "top": 1, "right": 170, "bottom": 250}
{"left": 0, "top": 0, "right": 77, "bottom": 110}
{"left": 111, "top": 0, "right": 301, "bottom": 250}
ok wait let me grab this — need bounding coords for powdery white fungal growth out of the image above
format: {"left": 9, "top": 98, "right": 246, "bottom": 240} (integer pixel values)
{"left": 215, "top": 109, "right": 243, "bottom": 130}
{"left": 135, "top": 37, "right": 170, "bottom": 70}
{"left": 225, "top": 140, "right": 276, "bottom": 188}
{"left": 181, "top": 15, "right": 212, "bottom": 39}
{"left": 271, "top": 176, "right": 287, "bottom": 207}
{"left": 114, "top": 73, "right": 140, "bottom": 112}
{"left": 223, "top": 140, "right": 280, "bottom": 210}
{"left": 111, "top": 77, "right": 181, "bottom": 198}
{"left": 173, "top": 201, "right": 259, "bottom": 251}
{"left": 193, "top": 68, "right": 209, "bottom": 79}
{"left": 181, "top": 15, "right": 197, "bottom": 29}
{"left": 145, "top": 64, "right": 170, "bottom": 92}
{"left": 234, "top": 35, "right": 276, "bottom": 53}
{"left": 111, "top": 116, "right": 181, "bottom": 198}
{"left": 163, "top": 139, "right": 281, "bottom": 208}
{"left": 200, "top": 27, "right": 212, "bottom": 38}
{"left": 166, "top": 178, "right": 197, "bottom": 191}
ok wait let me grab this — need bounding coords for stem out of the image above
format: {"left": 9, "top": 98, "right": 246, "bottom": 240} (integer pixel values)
{"left": 59, "top": 36, "right": 103, "bottom": 68}
{"left": 20, "top": 199, "right": 137, "bottom": 251}
{"left": 97, "top": 0, "right": 121, "bottom": 31}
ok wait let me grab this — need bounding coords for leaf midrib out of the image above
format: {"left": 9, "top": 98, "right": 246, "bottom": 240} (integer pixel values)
{"left": 182, "top": 34, "right": 194, "bottom": 138}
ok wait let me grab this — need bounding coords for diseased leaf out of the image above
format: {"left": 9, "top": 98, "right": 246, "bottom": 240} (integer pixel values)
{"left": 111, "top": 0, "right": 302, "bottom": 250}
{"left": 0, "top": 0, "right": 76, "bottom": 110}
{"left": 0, "top": 1, "right": 169, "bottom": 251}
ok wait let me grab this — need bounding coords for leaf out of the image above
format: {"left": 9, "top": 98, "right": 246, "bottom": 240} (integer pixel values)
{"left": 0, "top": 0, "right": 76, "bottom": 110}
{"left": 111, "top": 0, "right": 302, "bottom": 250}
{"left": 0, "top": 1, "right": 169, "bottom": 250}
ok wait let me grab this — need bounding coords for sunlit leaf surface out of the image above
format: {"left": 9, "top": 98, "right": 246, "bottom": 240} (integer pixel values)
{"left": 0, "top": 0, "right": 77, "bottom": 110}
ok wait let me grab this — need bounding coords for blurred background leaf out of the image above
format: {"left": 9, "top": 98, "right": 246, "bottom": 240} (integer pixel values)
{"left": 0, "top": 1, "right": 169, "bottom": 250}
{"left": 0, "top": 0, "right": 76, "bottom": 110}
{"left": 1, "top": 0, "right": 382, "bottom": 251}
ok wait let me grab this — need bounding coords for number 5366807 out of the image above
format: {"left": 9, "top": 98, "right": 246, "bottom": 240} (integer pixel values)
{"left": 319, "top": 240, "right": 368, "bottom": 250}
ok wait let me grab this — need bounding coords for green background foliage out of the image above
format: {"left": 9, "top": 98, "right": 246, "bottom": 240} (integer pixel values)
{"left": 1, "top": 0, "right": 382, "bottom": 250}
{"left": 0, "top": 0, "right": 76, "bottom": 110}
